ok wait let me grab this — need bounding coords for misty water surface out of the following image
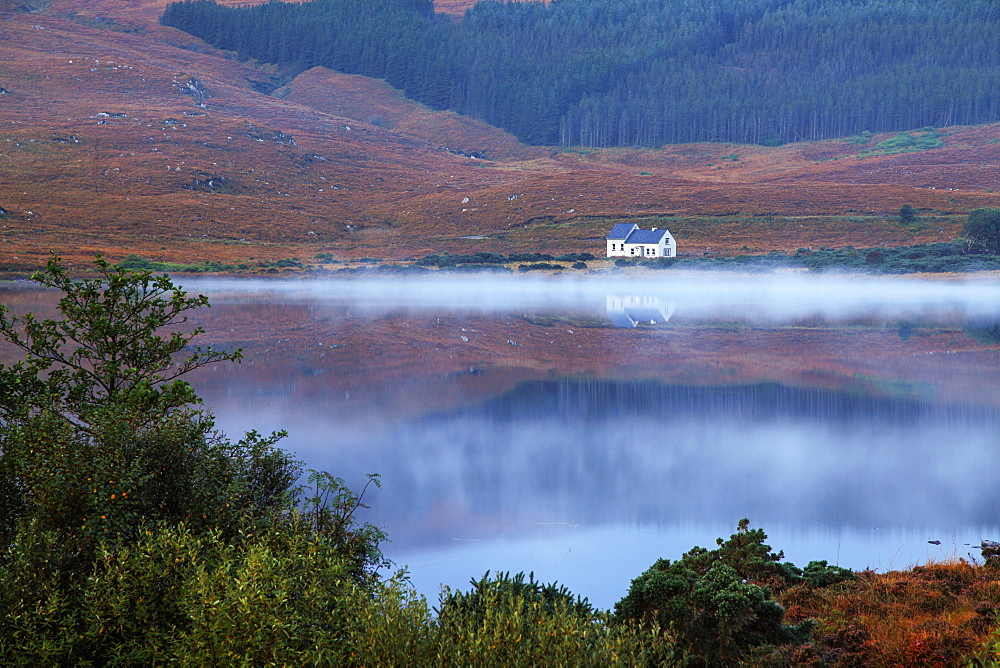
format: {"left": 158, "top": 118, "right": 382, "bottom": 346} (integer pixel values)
{"left": 4, "top": 272, "right": 1000, "bottom": 608}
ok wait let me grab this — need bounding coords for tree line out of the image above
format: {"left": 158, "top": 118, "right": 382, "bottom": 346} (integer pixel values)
{"left": 161, "top": 0, "right": 1000, "bottom": 147}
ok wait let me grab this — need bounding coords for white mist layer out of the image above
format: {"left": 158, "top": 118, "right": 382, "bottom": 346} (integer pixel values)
{"left": 182, "top": 272, "right": 1000, "bottom": 322}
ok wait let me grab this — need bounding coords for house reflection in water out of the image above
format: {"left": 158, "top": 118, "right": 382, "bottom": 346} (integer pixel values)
{"left": 606, "top": 295, "right": 676, "bottom": 328}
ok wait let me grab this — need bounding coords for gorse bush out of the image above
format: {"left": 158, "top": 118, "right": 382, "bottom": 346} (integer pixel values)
{"left": 613, "top": 520, "right": 846, "bottom": 664}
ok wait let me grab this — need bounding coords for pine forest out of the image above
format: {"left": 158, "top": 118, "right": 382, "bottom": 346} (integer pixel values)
{"left": 161, "top": 0, "right": 1000, "bottom": 147}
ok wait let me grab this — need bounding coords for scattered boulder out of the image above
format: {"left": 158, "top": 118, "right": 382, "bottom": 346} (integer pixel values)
{"left": 298, "top": 153, "right": 327, "bottom": 166}
{"left": 183, "top": 77, "right": 210, "bottom": 108}
{"left": 982, "top": 540, "right": 1000, "bottom": 566}
{"left": 183, "top": 173, "right": 242, "bottom": 194}
{"left": 245, "top": 123, "right": 296, "bottom": 146}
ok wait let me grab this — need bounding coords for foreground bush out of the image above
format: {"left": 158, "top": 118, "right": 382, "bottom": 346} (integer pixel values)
{"left": 1, "top": 519, "right": 682, "bottom": 664}
{"left": 435, "top": 572, "right": 679, "bottom": 665}
{"left": 0, "top": 255, "right": 387, "bottom": 661}
{"left": 613, "top": 520, "right": 846, "bottom": 664}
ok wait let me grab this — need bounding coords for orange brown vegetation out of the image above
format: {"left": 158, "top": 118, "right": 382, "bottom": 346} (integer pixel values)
{"left": 0, "top": 1, "right": 999, "bottom": 273}
{"left": 775, "top": 560, "right": 1000, "bottom": 666}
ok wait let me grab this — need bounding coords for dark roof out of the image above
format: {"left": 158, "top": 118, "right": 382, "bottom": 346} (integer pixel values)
{"left": 625, "top": 228, "right": 670, "bottom": 244}
{"left": 606, "top": 223, "right": 638, "bottom": 240}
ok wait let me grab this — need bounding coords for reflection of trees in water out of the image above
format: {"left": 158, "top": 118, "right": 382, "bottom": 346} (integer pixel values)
{"left": 456, "top": 379, "right": 1000, "bottom": 426}
{"left": 964, "top": 321, "right": 1000, "bottom": 345}
{"left": 349, "top": 378, "right": 1000, "bottom": 547}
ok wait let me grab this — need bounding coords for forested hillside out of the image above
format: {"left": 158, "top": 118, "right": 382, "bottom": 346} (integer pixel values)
{"left": 161, "top": 0, "right": 1000, "bottom": 147}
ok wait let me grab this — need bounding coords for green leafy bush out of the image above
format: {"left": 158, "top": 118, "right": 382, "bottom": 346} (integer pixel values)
{"left": 846, "top": 130, "right": 872, "bottom": 144}
{"left": 963, "top": 208, "right": 1000, "bottom": 253}
{"left": 865, "top": 129, "right": 943, "bottom": 155}
{"left": 435, "top": 572, "right": 680, "bottom": 665}
{"left": 799, "top": 560, "right": 857, "bottom": 589}
{"left": 614, "top": 520, "right": 821, "bottom": 663}
{"left": 0, "top": 254, "right": 388, "bottom": 662}
{"left": 518, "top": 262, "right": 564, "bottom": 271}
{"left": 118, "top": 253, "right": 239, "bottom": 273}
{"left": 437, "top": 571, "right": 594, "bottom": 621}
{"left": 0, "top": 520, "right": 418, "bottom": 665}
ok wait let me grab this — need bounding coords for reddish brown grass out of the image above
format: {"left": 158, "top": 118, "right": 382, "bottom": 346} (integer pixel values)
{"left": 773, "top": 560, "right": 1000, "bottom": 666}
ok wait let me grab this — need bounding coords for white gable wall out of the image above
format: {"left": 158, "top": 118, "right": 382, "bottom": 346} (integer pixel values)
{"left": 606, "top": 223, "right": 638, "bottom": 256}
{"left": 607, "top": 239, "right": 629, "bottom": 256}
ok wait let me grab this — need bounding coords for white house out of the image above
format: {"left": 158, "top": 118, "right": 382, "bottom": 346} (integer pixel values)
{"left": 606, "top": 223, "right": 676, "bottom": 258}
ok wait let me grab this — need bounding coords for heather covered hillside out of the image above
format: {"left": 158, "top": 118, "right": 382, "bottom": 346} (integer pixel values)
{"left": 0, "top": 0, "right": 998, "bottom": 270}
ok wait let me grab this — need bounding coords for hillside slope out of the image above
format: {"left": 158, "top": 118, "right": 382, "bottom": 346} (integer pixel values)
{"left": 0, "top": 1, "right": 998, "bottom": 271}
{"left": 277, "top": 67, "right": 540, "bottom": 162}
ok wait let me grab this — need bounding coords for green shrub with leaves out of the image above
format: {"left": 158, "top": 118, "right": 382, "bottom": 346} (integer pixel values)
{"left": 797, "top": 560, "right": 856, "bottom": 589}
{"left": 675, "top": 518, "right": 799, "bottom": 592}
{"left": 0, "top": 253, "right": 238, "bottom": 428}
{"left": 0, "top": 255, "right": 301, "bottom": 552}
{"left": 435, "top": 572, "right": 680, "bottom": 665}
{"left": 0, "top": 254, "right": 388, "bottom": 661}
{"left": 0, "top": 518, "right": 418, "bottom": 666}
{"left": 963, "top": 208, "right": 1000, "bottom": 254}
{"left": 613, "top": 520, "right": 821, "bottom": 664}
{"left": 437, "top": 570, "right": 595, "bottom": 622}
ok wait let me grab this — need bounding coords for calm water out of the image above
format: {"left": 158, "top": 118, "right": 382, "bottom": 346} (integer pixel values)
{"left": 4, "top": 272, "right": 1000, "bottom": 608}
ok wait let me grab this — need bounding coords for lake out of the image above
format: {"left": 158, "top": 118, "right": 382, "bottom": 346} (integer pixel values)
{"left": 4, "top": 271, "right": 1000, "bottom": 609}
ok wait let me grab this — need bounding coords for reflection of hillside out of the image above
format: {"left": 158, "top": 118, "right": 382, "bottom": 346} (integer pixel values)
{"left": 299, "top": 376, "right": 1000, "bottom": 553}
{"left": 606, "top": 295, "right": 676, "bottom": 328}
